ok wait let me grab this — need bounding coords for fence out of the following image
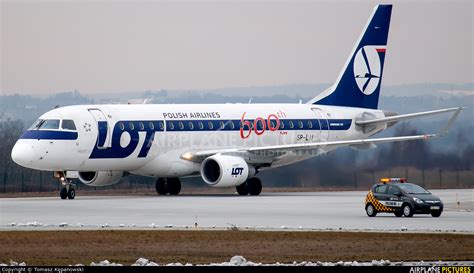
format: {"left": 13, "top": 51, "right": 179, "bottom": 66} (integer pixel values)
{"left": 322, "top": 167, "right": 474, "bottom": 190}
{"left": 1, "top": 167, "right": 472, "bottom": 193}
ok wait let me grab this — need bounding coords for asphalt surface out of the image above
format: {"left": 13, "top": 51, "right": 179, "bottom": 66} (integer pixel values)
{"left": 0, "top": 189, "right": 472, "bottom": 232}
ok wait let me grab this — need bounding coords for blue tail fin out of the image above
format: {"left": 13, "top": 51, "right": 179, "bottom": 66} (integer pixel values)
{"left": 308, "top": 5, "right": 392, "bottom": 109}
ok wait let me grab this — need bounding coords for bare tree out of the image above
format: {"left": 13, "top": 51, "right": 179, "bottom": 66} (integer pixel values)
{"left": 0, "top": 119, "right": 25, "bottom": 191}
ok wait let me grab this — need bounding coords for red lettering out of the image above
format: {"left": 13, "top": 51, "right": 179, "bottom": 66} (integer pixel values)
{"left": 254, "top": 117, "right": 266, "bottom": 135}
{"left": 240, "top": 112, "right": 252, "bottom": 139}
{"left": 267, "top": 114, "right": 280, "bottom": 131}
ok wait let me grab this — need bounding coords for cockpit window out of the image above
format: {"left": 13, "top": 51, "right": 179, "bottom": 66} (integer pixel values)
{"left": 39, "top": 119, "right": 60, "bottom": 130}
{"left": 29, "top": 119, "right": 61, "bottom": 130}
{"left": 29, "top": 119, "right": 44, "bottom": 130}
{"left": 62, "top": 120, "right": 77, "bottom": 130}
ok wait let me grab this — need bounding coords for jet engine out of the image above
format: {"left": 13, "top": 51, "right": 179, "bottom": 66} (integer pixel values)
{"left": 201, "top": 154, "right": 255, "bottom": 187}
{"left": 78, "top": 171, "right": 124, "bottom": 186}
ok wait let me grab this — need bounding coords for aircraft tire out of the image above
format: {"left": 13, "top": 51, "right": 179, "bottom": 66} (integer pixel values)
{"left": 247, "top": 177, "right": 262, "bottom": 196}
{"left": 60, "top": 188, "right": 68, "bottom": 200}
{"left": 156, "top": 178, "right": 168, "bottom": 195}
{"left": 167, "top": 178, "right": 181, "bottom": 195}
{"left": 236, "top": 183, "right": 249, "bottom": 195}
{"left": 67, "top": 188, "right": 75, "bottom": 199}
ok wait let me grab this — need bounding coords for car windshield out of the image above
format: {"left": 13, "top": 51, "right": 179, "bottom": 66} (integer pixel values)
{"left": 398, "top": 183, "right": 429, "bottom": 194}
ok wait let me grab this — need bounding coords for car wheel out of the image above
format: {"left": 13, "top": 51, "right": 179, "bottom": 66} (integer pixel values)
{"left": 431, "top": 211, "right": 442, "bottom": 217}
{"left": 402, "top": 204, "right": 413, "bottom": 217}
{"left": 366, "top": 203, "right": 377, "bottom": 217}
{"left": 394, "top": 211, "right": 403, "bottom": 217}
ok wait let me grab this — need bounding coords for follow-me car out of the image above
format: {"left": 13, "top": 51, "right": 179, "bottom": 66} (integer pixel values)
{"left": 365, "top": 178, "right": 444, "bottom": 217}
{"left": 11, "top": 5, "right": 463, "bottom": 199}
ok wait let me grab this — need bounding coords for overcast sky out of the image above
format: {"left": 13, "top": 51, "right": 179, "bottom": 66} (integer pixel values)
{"left": 1, "top": 0, "right": 473, "bottom": 95}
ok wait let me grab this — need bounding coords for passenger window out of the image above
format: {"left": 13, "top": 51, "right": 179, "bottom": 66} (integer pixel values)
{"left": 168, "top": 121, "right": 174, "bottom": 130}
{"left": 307, "top": 120, "right": 313, "bottom": 129}
{"left": 208, "top": 121, "right": 214, "bottom": 130}
{"left": 188, "top": 122, "right": 194, "bottom": 130}
{"left": 298, "top": 121, "right": 303, "bottom": 129}
{"left": 129, "top": 122, "right": 135, "bottom": 130}
{"left": 149, "top": 122, "right": 154, "bottom": 130}
{"left": 289, "top": 121, "right": 294, "bottom": 129}
{"left": 280, "top": 121, "right": 285, "bottom": 129}
{"left": 159, "top": 121, "right": 164, "bottom": 130}
{"left": 178, "top": 122, "right": 184, "bottom": 130}
{"left": 139, "top": 122, "right": 144, "bottom": 130}
{"left": 198, "top": 122, "right": 204, "bottom": 130}
{"left": 229, "top": 121, "right": 235, "bottom": 130}
{"left": 119, "top": 122, "right": 125, "bottom": 130}
{"left": 240, "top": 120, "right": 253, "bottom": 129}
{"left": 39, "top": 119, "right": 60, "bottom": 130}
{"left": 375, "top": 185, "right": 388, "bottom": 194}
{"left": 271, "top": 120, "right": 276, "bottom": 128}
{"left": 219, "top": 121, "right": 225, "bottom": 129}
{"left": 61, "top": 120, "right": 77, "bottom": 130}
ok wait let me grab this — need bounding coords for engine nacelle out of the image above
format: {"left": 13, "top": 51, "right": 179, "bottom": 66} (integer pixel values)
{"left": 78, "top": 171, "right": 124, "bottom": 187}
{"left": 201, "top": 155, "right": 255, "bottom": 187}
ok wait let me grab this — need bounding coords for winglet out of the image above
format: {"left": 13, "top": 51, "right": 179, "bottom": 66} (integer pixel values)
{"left": 438, "top": 107, "right": 464, "bottom": 137}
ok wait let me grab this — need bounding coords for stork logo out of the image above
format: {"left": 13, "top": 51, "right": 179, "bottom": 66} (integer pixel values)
{"left": 353, "top": 46, "right": 385, "bottom": 95}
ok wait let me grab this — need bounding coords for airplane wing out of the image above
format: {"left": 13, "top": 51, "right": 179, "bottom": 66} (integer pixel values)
{"left": 180, "top": 107, "right": 463, "bottom": 163}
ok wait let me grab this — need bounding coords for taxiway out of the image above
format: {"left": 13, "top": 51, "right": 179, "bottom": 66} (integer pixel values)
{"left": 1, "top": 189, "right": 472, "bottom": 232}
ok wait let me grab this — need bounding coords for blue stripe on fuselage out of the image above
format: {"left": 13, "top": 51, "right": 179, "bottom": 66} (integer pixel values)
{"left": 133, "top": 119, "right": 352, "bottom": 132}
{"left": 89, "top": 118, "right": 352, "bottom": 159}
{"left": 20, "top": 130, "right": 78, "bottom": 140}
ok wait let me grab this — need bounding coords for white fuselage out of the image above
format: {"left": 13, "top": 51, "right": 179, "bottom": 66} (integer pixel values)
{"left": 11, "top": 103, "right": 386, "bottom": 178}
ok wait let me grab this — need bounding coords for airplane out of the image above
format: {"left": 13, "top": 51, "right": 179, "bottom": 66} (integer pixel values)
{"left": 11, "top": 5, "right": 463, "bottom": 199}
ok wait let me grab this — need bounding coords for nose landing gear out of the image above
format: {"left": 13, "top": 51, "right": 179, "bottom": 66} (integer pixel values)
{"left": 60, "top": 187, "right": 75, "bottom": 200}
{"left": 55, "top": 171, "right": 75, "bottom": 200}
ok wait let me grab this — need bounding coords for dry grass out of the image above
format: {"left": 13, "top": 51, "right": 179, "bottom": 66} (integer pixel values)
{"left": 0, "top": 230, "right": 472, "bottom": 265}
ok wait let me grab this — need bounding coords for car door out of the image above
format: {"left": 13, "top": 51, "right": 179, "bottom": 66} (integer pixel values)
{"left": 373, "top": 184, "right": 389, "bottom": 203}
{"left": 386, "top": 185, "right": 403, "bottom": 209}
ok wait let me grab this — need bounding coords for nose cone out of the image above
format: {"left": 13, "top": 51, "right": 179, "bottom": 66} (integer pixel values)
{"left": 11, "top": 141, "right": 32, "bottom": 168}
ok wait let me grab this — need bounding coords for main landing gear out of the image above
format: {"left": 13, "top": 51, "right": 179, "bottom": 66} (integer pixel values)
{"left": 236, "top": 177, "right": 262, "bottom": 196}
{"left": 155, "top": 178, "right": 181, "bottom": 195}
{"left": 55, "top": 171, "right": 75, "bottom": 200}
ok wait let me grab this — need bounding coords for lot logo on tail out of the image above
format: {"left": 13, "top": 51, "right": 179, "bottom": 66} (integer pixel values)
{"left": 353, "top": 46, "right": 385, "bottom": 95}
